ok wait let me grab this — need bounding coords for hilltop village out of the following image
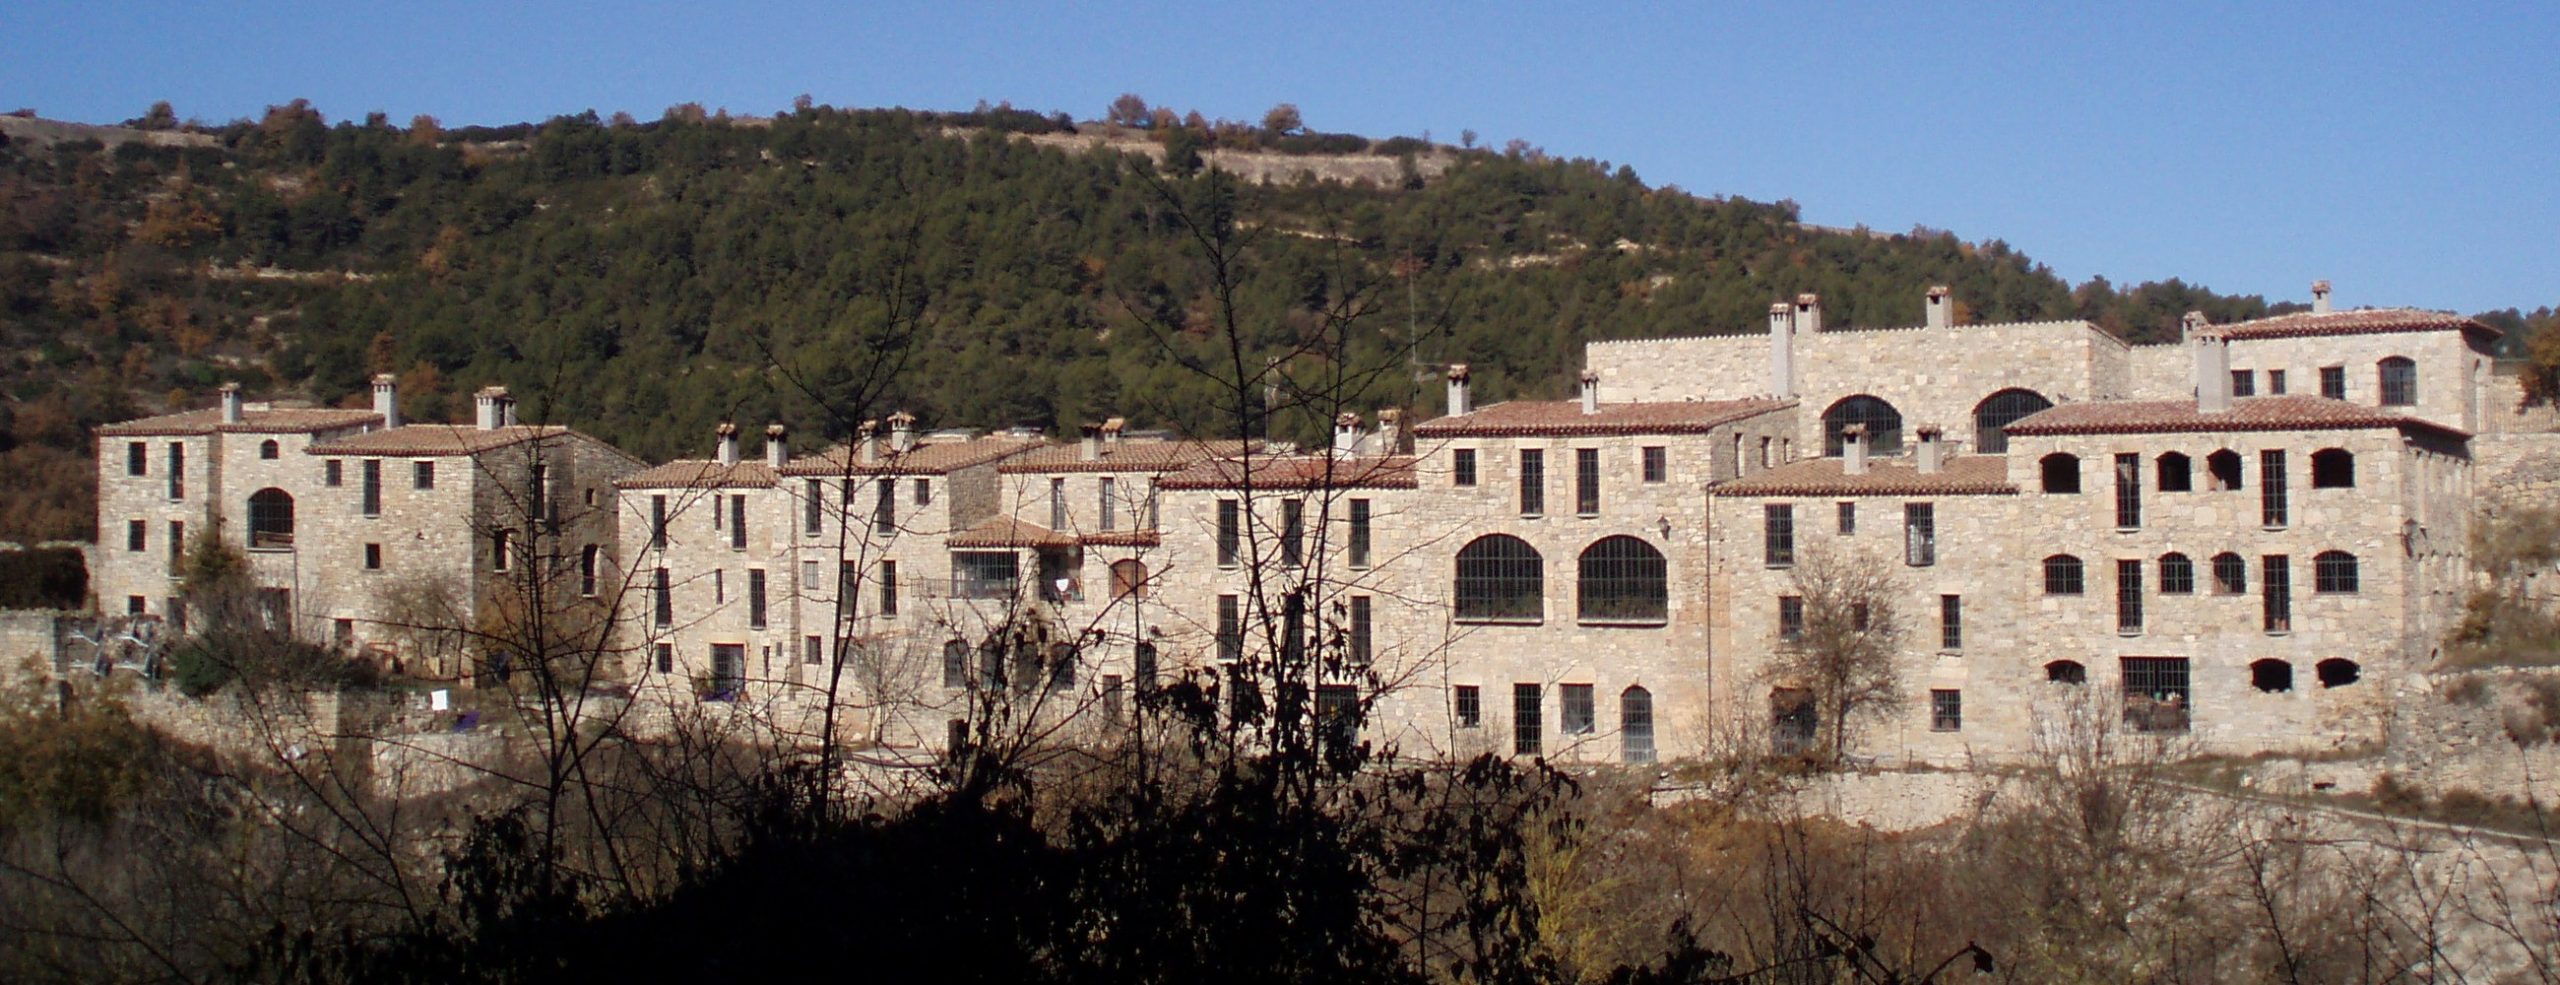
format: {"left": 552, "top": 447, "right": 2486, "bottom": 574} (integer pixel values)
{"left": 84, "top": 283, "right": 2558, "bottom": 767}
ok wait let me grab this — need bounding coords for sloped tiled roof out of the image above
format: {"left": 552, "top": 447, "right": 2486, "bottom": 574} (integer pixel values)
{"left": 617, "top": 459, "right": 778, "bottom": 489}
{"left": 1713, "top": 455, "right": 2017, "bottom": 498}
{"left": 2220, "top": 308, "right": 2499, "bottom": 342}
{"left": 2004, "top": 395, "right": 2471, "bottom": 439}
{"left": 998, "top": 438, "right": 1255, "bottom": 474}
{"left": 1079, "top": 530, "right": 1164, "bottom": 548}
{"left": 99, "top": 407, "right": 381, "bottom": 437}
{"left": 1158, "top": 454, "right": 1420, "bottom": 491}
{"left": 1413, "top": 398, "right": 1792, "bottom": 437}
{"left": 307, "top": 424, "right": 584, "bottom": 457}
{"left": 780, "top": 436, "right": 1044, "bottom": 477}
{"left": 946, "top": 516, "right": 1080, "bottom": 549}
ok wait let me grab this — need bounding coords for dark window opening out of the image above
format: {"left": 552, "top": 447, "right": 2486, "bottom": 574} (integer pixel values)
{"left": 2251, "top": 658, "right": 2294, "bottom": 693}
{"left": 361, "top": 459, "right": 381, "bottom": 516}
{"left": 1642, "top": 446, "right": 1667, "bottom": 483}
{"left": 1778, "top": 595, "right": 1805, "bottom": 642}
{"left": 2311, "top": 449, "right": 2355, "bottom": 488}
{"left": 1837, "top": 501, "right": 1856, "bottom": 536}
{"left": 259, "top": 439, "right": 280, "bottom": 460}
{"left": 1216, "top": 499, "right": 1240, "bottom": 567}
{"left": 414, "top": 460, "right": 435, "bottom": 489}
{"left": 2320, "top": 365, "right": 2347, "bottom": 400}
{"left": 953, "top": 552, "right": 1019, "bottom": 599}
{"left": 1560, "top": 683, "right": 1595, "bottom": 735}
{"left": 2207, "top": 450, "right": 2244, "bottom": 491}
{"left": 1940, "top": 594, "right": 1962, "bottom": 650}
{"left": 2212, "top": 552, "right": 2248, "bottom": 594}
{"left": 2157, "top": 452, "right": 2192, "bottom": 492}
{"left": 1772, "top": 688, "right": 1817, "bottom": 756}
{"left": 1512, "top": 683, "right": 1542, "bottom": 756}
{"left": 1519, "top": 449, "right": 1545, "bottom": 515}
{"left": 2117, "top": 559, "right": 2143, "bottom": 634}
{"left": 1575, "top": 447, "right": 1601, "bottom": 515}
{"left": 2264, "top": 555, "right": 2292, "bottom": 633}
{"left": 2379, "top": 356, "right": 2416, "bottom": 406}
{"left": 1349, "top": 498, "right": 1371, "bottom": 567}
{"left": 2316, "top": 658, "right": 2362, "bottom": 688}
{"left": 2045, "top": 660, "right": 2086, "bottom": 685}
{"left": 2040, "top": 453, "right": 2082, "bottom": 494}
{"left": 2268, "top": 369, "right": 2288, "bottom": 395}
{"left": 2230, "top": 369, "right": 2256, "bottom": 398}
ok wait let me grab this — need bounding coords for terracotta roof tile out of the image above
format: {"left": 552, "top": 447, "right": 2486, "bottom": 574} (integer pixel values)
{"left": 998, "top": 438, "right": 1256, "bottom": 473}
{"left": 1158, "top": 455, "right": 1420, "bottom": 491}
{"left": 1414, "top": 398, "right": 1792, "bottom": 437}
{"left": 2220, "top": 308, "right": 2498, "bottom": 342}
{"left": 306, "top": 424, "right": 583, "bottom": 457}
{"left": 1079, "top": 530, "right": 1164, "bottom": 548}
{"left": 2003, "top": 395, "right": 2470, "bottom": 439}
{"left": 780, "top": 436, "right": 1043, "bottom": 477}
{"left": 99, "top": 407, "right": 381, "bottom": 437}
{"left": 618, "top": 459, "right": 778, "bottom": 489}
{"left": 947, "top": 516, "right": 1080, "bottom": 549}
{"left": 1713, "top": 455, "right": 2017, "bottom": 498}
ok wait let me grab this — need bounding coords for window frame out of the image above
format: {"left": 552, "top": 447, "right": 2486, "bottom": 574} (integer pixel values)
{"left": 1453, "top": 447, "right": 1478, "bottom": 487}
{"left": 413, "top": 460, "right": 435, "bottom": 490}
{"left": 1903, "top": 502, "right": 1935, "bottom": 566}
{"left": 2314, "top": 550, "right": 2359, "bottom": 594}
{"left": 1518, "top": 448, "right": 1545, "bottom": 516}
{"left": 1560, "top": 683, "right": 1595, "bottom": 736}
{"left": 2043, "top": 554, "right": 2085, "bottom": 596}
{"left": 1574, "top": 447, "right": 1600, "bottom": 516}
{"left": 1764, "top": 503, "right": 1795, "bottom": 567}
{"left": 1512, "top": 683, "right": 1542, "bottom": 756}
{"left": 1454, "top": 534, "right": 1545, "bottom": 624}
{"left": 1641, "top": 446, "right": 1667, "bottom": 484}
{"left": 1929, "top": 689, "right": 1962, "bottom": 732}
{"left": 1576, "top": 535, "right": 1669, "bottom": 624}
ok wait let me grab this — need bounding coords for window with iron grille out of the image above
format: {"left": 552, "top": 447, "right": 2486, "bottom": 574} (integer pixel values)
{"left": 653, "top": 568, "right": 671, "bottom": 626}
{"left": 2213, "top": 552, "right": 2247, "bottom": 594}
{"left": 2320, "top": 365, "right": 2347, "bottom": 400}
{"left": 729, "top": 494, "right": 747, "bottom": 549}
{"left": 1837, "top": 501, "right": 1856, "bottom": 535}
{"left": 2260, "top": 450, "right": 2288, "bottom": 527}
{"left": 1930, "top": 689, "right": 1962, "bottom": 731}
{"left": 1316, "top": 684, "right": 1360, "bottom": 752}
{"left": 2160, "top": 553, "right": 2195, "bottom": 594}
{"left": 1940, "top": 594, "right": 1961, "bottom": 649}
{"left": 1575, "top": 448, "right": 1600, "bottom": 515}
{"left": 1454, "top": 535, "right": 1544, "bottom": 622}
{"left": 248, "top": 489, "right": 296, "bottom": 549}
{"left": 1453, "top": 448, "right": 1477, "bottom": 487}
{"left": 2264, "top": 555, "right": 2292, "bottom": 633}
{"left": 1823, "top": 396, "right": 1904, "bottom": 456}
{"left": 412, "top": 460, "right": 435, "bottom": 490}
{"left": 2230, "top": 369, "right": 2256, "bottom": 397}
{"left": 1099, "top": 477, "right": 1117, "bottom": 531}
{"left": 260, "top": 439, "right": 279, "bottom": 460}
{"left": 2115, "top": 454, "right": 2141, "bottom": 528}
{"left": 1217, "top": 594, "right": 1241, "bottom": 662}
{"left": 324, "top": 459, "right": 342, "bottom": 487}
{"left": 1577, "top": 535, "right": 1668, "bottom": 622}
{"left": 879, "top": 560, "right": 899, "bottom": 615}
{"left": 805, "top": 479, "right": 823, "bottom": 534}
{"left": 1904, "top": 503, "right": 1935, "bottom": 566}
{"left": 1779, "top": 596, "right": 1805, "bottom": 642}
{"left": 2378, "top": 357, "right": 2416, "bottom": 406}
{"left": 1519, "top": 449, "right": 1545, "bottom": 515}
{"left": 361, "top": 459, "right": 381, "bottom": 516}
{"left": 2043, "top": 555, "right": 2084, "bottom": 595}
{"left": 1642, "top": 446, "right": 1667, "bottom": 483}
{"left": 1349, "top": 595, "right": 1373, "bottom": 664}
{"left": 2268, "top": 369, "right": 2287, "bottom": 394}
{"left": 1281, "top": 498, "right": 1304, "bottom": 567}
{"left": 1973, "top": 390, "right": 2052, "bottom": 454}
{"left": 1620, "top": 687, "right": 1655, "bottom": 764}
{"left": 1561, "top": 683, "right": 1595, "bottom": 735}
{"left": 1216, "top": 499, "right": 1239, "bottom": 567}
{"left": 2121, "top": 657, "right": 2191, "bottom": 733}
{"left": 953, "top": 552, "right": 1019, "bottom": 599}
{"left": 2315, "top": 551, "right": 2359, "bottom": 593}
{"left": 1349, "top": 498, "right": 1371, "bottom": 567}
{"left": 1764, "top": 504, "right": 1795, "bottom": 566}
{"left": 1513, "top": 684, "right": 1542, "bottom": 755}
{"left": 1454, "top": 685, "right": 1481, "bottom": 728}
{"left": 2117, "top": 559, "right": 2143, "bottom": 634}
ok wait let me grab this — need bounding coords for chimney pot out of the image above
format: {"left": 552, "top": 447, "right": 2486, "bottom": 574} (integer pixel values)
{"left": 716, "top": 422, "right": 740, "bottom": 467}
{"left": 1101, "top": 416, "right": 1127, "bottom": 444}
{"left": 1916, "top": 425, "right": 1945, "bottom": 474}
{"left": 1375, "top": 408, "right": 1403, "bottom": 457}
{"left": 1924, "top": 285, "right": 1952, "bottom": 331}
{"left": 1332, "top": 413, "right": 1363, "bottom": 454}
{"left": 218, "top": 383, "right": 244, "bottom": 424}
{"left": 1446, "top": 363, "right": 1473, "bottom": 417}
{"left": 2195, "top": 331, "right": 2233, "bottom": 413}
{"left": 889, "top": 411, "right": 917, "bottom": 453}
{"left": 2311, "top": 279, "right": 2333, "bottom": 314}
{"left": 1579, "top": 369, "right": 1600, "bottom": 415}
{"left": 1841, "top": 423, "right": 1869, "bottom": 475}
{"left": 856, "top": 420, "right": 880, "bottom": 465}
{"left": 1793, "top": 293, "right": 1823, "bottom": 334}
{"left": 370, "top": 374, "right": 401, "bottom": 429}
{"left": 1767, "top": 302, "right": 1796, "bottom": 399}
{"left": 473, "top": 386, "right": 512, "bottom": 431}
{"left": 765, "top": 424, "right": 788, "bottom": 468}
{"left": 1081, "top": 423, "right": 1103, "bottom": 461}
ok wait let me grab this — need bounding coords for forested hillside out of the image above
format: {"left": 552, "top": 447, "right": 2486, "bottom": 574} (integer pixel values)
{"left": 4, "top": 100, "right": 2546, "bottom": 544}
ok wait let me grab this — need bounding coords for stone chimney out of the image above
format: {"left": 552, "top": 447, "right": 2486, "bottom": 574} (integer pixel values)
{"left": 474, "top": 386, "right": 512, "bottom": 431}
{"left": 1925, "top": 285, "right": 1952, "bottom": 331}
{"left": 371, "top": 374, "right": 401, "bottom": 429}
{"left": 1916, "top": 425, "right": 1944, "bottom": 474}
{"left": 888, "top": 411, "right": 917, "bottom": 453}
{"left": 2195, "top": 331, "right": 2233, "bottom": 414}
{"left": 716, "top": 423, "right": 740, "bottom": 467}
{"left": 1332, "top": 413, "right": 1364, "bottom": 454}
{"left": 1101, "top": 416, "right": 1126, "bottom": 445}
{"left": 1841, "top": 424, "right": 1869, "bottom": 476}
{"left": 1375, "top": 408, "right": 1403, "bottom": 457}
{"left": 1081, "top": 422, "right": 1104, "bottom": 461}
{"left": 218, "top": 382, "right": 243, "bottom": 424}
{"left": 765, "top": 424, "right": 788, "bottom": 469}
{"left": 1446, "top": 363, "right": 1473, "bottom": 417}
{"left": 1793, "top": 293, "right": 1824, "bottom": 335}
{"left": 856, "top": 419, "right": 880, "bottom": 465}
{"left": 2181, "top": 310, "right": 2211, "bottom": 395}
{"left": 1768, "top": 302, "right": 1796, "bottom": 399}
{"left": 2311, "top": 279, "right": 2333, "bottom": 314}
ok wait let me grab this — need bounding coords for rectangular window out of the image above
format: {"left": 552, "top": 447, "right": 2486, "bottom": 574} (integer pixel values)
{"left": 748, "top": 569, "right": 768, "bottom": 629}
{"left": 653, "top": 568, "right": 672, "bottom": 627}
{"left": 1575, "top": 447, "right": 1600, "bottom": 515}
{"left": 1930, "top": 690, "right": 1963, "bottom": 732}
{"left": 1216, "top": 499, "right": 1240, "bottom": 567}
{"left": 2231, "top": 369, "right": 2256, "bottom": 397}
{"left": 650, "top": 495, "right": 668, "bottom": 549}
{"left": 1144, "top": 480, "right": 1159, "bottom": 529}
{"left": 1904, "top": 503, "right": 1935, "bottom": 566}
{"left": 730, "top": 494, "right": 747, "bottom": 549}
{"left": 127, "top": 441, "right": 147, "bottom": 476}
{"left": 492, "top": 529, "right": 511, "bottom": 572}
{"left": 361, "top": 459, "right": 381, "bottom": 516}
{"left": 2321, "top": 365, "right": 2348, "bottom": 400}
{"left": 879, "top": 560, "right": 898, "bottom": 616}
{"left": 952, "top": 552, "right": 1019, "bottom": 599}
{"left": 1281, "top": 498, "right": 1304, "bottom": 567}
{"left": 1217, "top": 594, "right": 1242, "bottom": 662}
{"left": 2264, "top": 555, "right": 2291, "bottom": 633}
{"left": 324, "top": 459, "right": 342, "bottom": 487}
{"left": 1765, "top": 504, "right": 1795, "bottom": 566}
{"left": 914, "top": 478, "right": 930, "bottom": 506}
{"left": 1049, "top": 477, "right": 1067, "bottom": 531}
{"left": 1518, "top": 449, "right": 1545, "bottom": 515}
{"left": 1940, "top": 594, "right": 1962, "bottom": 650}
{"left": 1099, "top": 477, "right": 1117, "bottom": 532}
{"left": 1349, "top": 595, "right": 1373, "bottom": 664}
{"left": 413, "top": 460, "right": 435, "bottom": 490}
{"left": 2122, "top": 657, "right": 2192, "bottom": 733}
{"left": 1513, "top": 683, "right": 1542, "bottom": 755}
{"left": 1779, "top": 595, "right": 1805, "bottom": 642}
{"left": 876, "top": 478, "right": 895, "bottom": 535}
{"left": 1453, "top": 448, "right": 1478, "bottom": 487}
{"left": 2268, "top": 369, "right": 2287, "bottom": 395}
{"left": 2115, "top": 454, "right": 2141, "bottom": 528}
{"left": 2117, "top": 559, "right": 2143, "bottom": 634}
{"left": 1455, "top": 685, "right": 1482, "bottom": 728}
{"left": 127, "top": 595, "right": 145, "bottom": 616}
{"left": 805, "top": 479, "right": 823, "bottom": 535}
{"left": 127, "top": 519, "right": 146, "bottom": 552}
{"left": 166, "top": 443, "right": 184, "bottom": 499}
{"left": 804, "top": 635, "right": 823, "bottom": 665}
{"left": 1348, "top": 499, "right": 1372, "bottom": 568}
{"left": 1837, "top": 501, "right": 1856, "bottom": 536}
{"left": 653, "top": 642, "right": 673, "bottom": 674}
{"left": 1759, "top": 437, "right": 1773, "bottom": 469}
{"left": 2260, "top": 450, "right": 2288, "bottom": 527}
{"left": 168, "top": 521, "right": 184, "bottom": 575}
{"left": 365, "top": 543, "right": 382, "bottom": 570}
{"left": 1642, "top": 446, "right": 1667, "bottom": 483}
{"left": 1561, "top": 683, "right": 1595, "bottom": 735}
{"left": 943, "top": 641, "right": 968, "bottom": 688}
{"left": 1103, "top": 675, "right": 1125, "bottom": 724}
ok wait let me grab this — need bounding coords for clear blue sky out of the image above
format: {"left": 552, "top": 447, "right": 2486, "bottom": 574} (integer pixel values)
{"left": 6, "top": 1, "right": 2553, "bottom": 314}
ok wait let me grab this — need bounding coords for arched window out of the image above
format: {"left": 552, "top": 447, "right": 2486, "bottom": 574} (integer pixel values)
{"left": 2378, "top": 356, "right": 2416, "bottom": 406}
{"left": 1620, "top": 686, "right": 1656, "bottom": 764}
{"left": 1455, "top": 535, "right": 1544, "bottom": 622}
{"left": 2250, "top": 659, "right": 2294, "bottom": 693}
{"left": 1822, "top": 396, "right": 1904, "bottom": 457}
{"left": 942, "top": 640, "right": 968, "bottom": 688}
{"left": 1972, "top": 389, "right": 2053, "bottom": 454}
{"left": 2310, "top": 449, "right": 2355, "bottom": 488}
{"left": 2044, "top": 659, "right": 2086, "bottom": 684}
{"left": 1577, "top": 536, "right": 1668, "bottom": 622}
{"left": 258, "top": 439, "right": 280, "bottom": 460}
{"left": 247, "top": 488, "right": 295, "bottom": 549}
{"left": 2211, "top": 552, "right": 2247, "bottom": 594}
{"left": 2157, "top": 452, "right": 2193, "bottom": 492}
{"left": 2043, "top": 554, "right": 2084, "bottom": 595}
{"left": 579, "top": 545, "right": 599, "bottom": 596}
{"left": 2039, "top": 453, "right": 2082, "bottom": 493}
{"left": 2159, "top": 553, "right": 2195, "bottom": 594}
{"left": 2316, "top": 658, "right": 2362, "bottom": 688}
{"left": 2206, "top": 450, "right": 2244, "bottom": 491}
{"left": 2315, "top": 551, "right": 2360, "bottom": 593}
{"left": 1109, "top": 559, "right": 1150, "bottom": 600}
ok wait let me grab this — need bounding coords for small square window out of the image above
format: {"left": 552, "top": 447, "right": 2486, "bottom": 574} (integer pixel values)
{"left": 1454, "top": 685, "right": 1481, "bottom": 728}
{"left": 364, "top": 543, "right": 382, "bottom": 570}
{"left": 1641, "top": 446, "right": 1667, "bottom": 483}
{"left": 1930, "top": 689, "right": 1962, "bottom": 731}
{"left": 414, "top": 461, "right": 435, "bottom": 489}
{"left": 1453, "top": 448, "right": 1478, "bottom": 487}
{"left": 1836, "top": 502, "right": 1855, "bottom": 536}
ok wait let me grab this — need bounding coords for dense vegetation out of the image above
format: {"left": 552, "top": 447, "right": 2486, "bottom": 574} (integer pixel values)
{"left": 4, "top": 99, "right": 2551, "bottom": 545}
